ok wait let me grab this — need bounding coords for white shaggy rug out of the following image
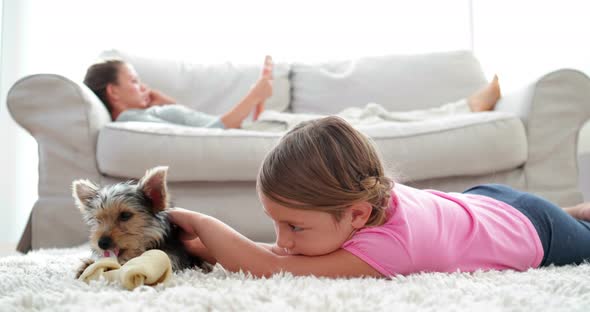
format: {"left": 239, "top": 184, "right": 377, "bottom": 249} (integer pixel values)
{"left": 1, "top": 246, "right": 589, "bottom": 312}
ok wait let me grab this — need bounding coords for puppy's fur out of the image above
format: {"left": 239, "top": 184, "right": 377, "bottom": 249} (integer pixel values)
{"left": 72, "top": 166, "right": 212, "bottom": 277}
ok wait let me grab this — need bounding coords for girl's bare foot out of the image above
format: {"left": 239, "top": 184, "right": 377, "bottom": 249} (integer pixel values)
{"left": 468, "top": 75, "right": 501, "bottom": 112}
{"left": 563, "top": 202, "right": 590, "bottom": 221}
{"left": 253, "top": 55, "right": 273, "bottom": 121}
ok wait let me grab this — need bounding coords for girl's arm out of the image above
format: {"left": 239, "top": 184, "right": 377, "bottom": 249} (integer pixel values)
{"left": 169, "top": 208, "right": 382, "bottom": 278}
{"left": 180, "top": 238, "right": 289, "bottom": 265}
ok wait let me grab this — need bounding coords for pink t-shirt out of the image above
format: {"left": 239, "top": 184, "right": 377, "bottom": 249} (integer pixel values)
{"left": 341, "top": 183, "right": 544, "bottom": 276}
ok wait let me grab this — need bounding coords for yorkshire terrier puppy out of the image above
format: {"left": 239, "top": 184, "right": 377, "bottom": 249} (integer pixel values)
{"left": 72, "top": 166, "right": 212, "bottom": 278}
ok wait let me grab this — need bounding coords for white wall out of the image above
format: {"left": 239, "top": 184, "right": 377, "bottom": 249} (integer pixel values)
{"left": 7, "top": 0, "right": 474, "bottom": 78}
{"left": 0, "top": 0, "right": 37, "bottom": 244}
{"left": 472, "top": 0, "right": 590, "bottom": 154}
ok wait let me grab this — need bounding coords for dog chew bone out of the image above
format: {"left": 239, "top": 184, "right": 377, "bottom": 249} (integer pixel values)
{"left": 78, "top": 257, "right": 121, "bottom": 283}
{"left": 118, "top": 249, "right": 173, "bottom": 290}
{"left": 78, "top": 249, "right": 173, "bottom": 290}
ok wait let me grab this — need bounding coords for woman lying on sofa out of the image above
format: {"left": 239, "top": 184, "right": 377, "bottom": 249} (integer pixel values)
{"left": 83, "top": 56, "right": 501, "bottom": 131}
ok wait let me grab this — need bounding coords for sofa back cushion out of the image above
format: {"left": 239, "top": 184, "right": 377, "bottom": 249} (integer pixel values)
{"left": 290, "top": 50, "right": 488, "bottom": 114}
{"left": 99, "top": 50, "right": 291, "bottom": 115}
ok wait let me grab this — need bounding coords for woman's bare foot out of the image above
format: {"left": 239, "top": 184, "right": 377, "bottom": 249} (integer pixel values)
{"left": 563, "top": 202, "right": 590, "bottom": 221}
{"left": 253, "top": 55, "right": 273, "bottom": 121}
{"left": 262, "top": 55, "right": 273, "bottom": 79}
{"left": 220, "top": 56, "right": 273, "bottom": 129}
{"left": 468, "top": 75, "right": 501, "bottom": 112}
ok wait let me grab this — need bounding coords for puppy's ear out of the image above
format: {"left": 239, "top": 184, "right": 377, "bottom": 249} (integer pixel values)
{"left": 72, "top": 179, "right": 99, "bottom": 213}
{"left": 138, "top": 166, "right": 169, "bottom": 213}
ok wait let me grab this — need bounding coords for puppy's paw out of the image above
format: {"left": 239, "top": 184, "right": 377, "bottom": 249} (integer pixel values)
{"left": 75, "top": 258, "right": 95, "bottom": 279}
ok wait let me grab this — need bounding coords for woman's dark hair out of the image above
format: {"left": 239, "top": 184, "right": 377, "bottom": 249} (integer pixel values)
{"left": 83, "top": 59, "right": 124, "bottom": 114}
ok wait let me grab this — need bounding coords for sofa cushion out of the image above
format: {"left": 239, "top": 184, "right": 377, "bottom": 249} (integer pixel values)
{"left": 99, "top": 49, "right": 291, "bottom": 115}
{"left": 290, "top": 50, "right": 488, "bottom": 114}
{"left": 97, "top": 112, "right": 527, "bottom": 182}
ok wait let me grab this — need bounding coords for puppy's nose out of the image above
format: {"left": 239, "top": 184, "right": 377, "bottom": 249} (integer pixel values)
{"left": 98, "top": 236, "right": 113, "bottom": 250}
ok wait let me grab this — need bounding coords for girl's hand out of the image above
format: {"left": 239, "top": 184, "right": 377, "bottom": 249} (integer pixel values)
{"left": 167, "top": 207, "right": 200, "bottom": 241}
{"left": 168, "top": 208, "right": 218, "bottom": 263}
{"left": 270, "top": 244, "right": 290, "bottom": 256}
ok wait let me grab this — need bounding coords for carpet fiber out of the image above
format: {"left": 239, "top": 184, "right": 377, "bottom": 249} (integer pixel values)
{"left": 1, "top": 246, "right": 589, "bottom": 311}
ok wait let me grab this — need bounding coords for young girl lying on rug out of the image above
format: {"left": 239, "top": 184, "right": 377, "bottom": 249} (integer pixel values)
{"left": 169, "top": 116, "right": 590, "bottom": 278}
{"left": 83, "top": 56, "right": 501, "bottom": 132}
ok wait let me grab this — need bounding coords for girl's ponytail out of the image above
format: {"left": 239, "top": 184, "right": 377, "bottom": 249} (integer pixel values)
{"left": 359, "top": 175, "right": 394, "bottom": 226}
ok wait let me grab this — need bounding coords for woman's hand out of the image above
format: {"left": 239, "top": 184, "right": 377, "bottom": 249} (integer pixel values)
{"left": 148, "top": 89, "right": 176, "bottom": 107}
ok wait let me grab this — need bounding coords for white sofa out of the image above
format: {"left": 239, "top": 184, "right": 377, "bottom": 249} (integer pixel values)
{"left": 8, "top": 50, "right": 590, "bottom": 253}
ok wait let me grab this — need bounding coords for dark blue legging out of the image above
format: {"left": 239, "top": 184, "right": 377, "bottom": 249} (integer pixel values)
{"left": 463, "top": 184, "right": 590, "bottom": 266}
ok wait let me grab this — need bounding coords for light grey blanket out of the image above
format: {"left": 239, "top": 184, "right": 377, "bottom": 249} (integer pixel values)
{"left": 244, "top": 99, "right": 470, "bottom": 132}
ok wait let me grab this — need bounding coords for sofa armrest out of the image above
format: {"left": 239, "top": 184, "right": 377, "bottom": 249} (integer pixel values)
{"left": 7, "top": 74, "right": 111, "bottom": 251}
{"left": 495, "top": 69, "right": 590, "bottom": 205}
